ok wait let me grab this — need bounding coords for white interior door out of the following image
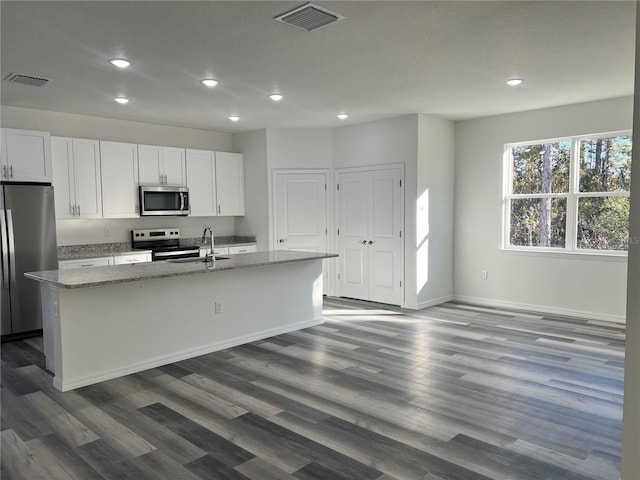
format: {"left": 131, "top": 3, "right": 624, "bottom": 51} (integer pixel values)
{"left": 368, "top": 168, "right": 403, "bottom": 305}
{"left": 274, "top": 171, "right": 329, "bottom": 293}
{"left": 337, "top": 172, "right": 369, "bottom": 301}
{"left": 337, "top": 166, "right": 403, "bottom": 306}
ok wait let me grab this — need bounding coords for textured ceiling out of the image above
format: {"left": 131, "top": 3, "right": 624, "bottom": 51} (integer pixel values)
{"left": 0, "top": 1, "right": 636, "bottom": 133}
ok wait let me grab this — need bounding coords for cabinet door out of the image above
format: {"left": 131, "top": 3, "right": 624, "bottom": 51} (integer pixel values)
{"left": 59, "top": 257, "right": 112, "bottom": 269}
{"left": 186, "top": 149, "right": 216, "bottom": 216}
{"left": 163, "top": 147, "right": 186, "bottom": 186}
{"left": 3, "top": 129, "right": 52, "bottom": 183}
{"left": 228, "top": 244, "right": 257, "bottom": 254}
{"left": 138, "top": 144, "right": 162, "bottom": 185}
{"left": 51, "top": 136, "right": 75, "bottom": 219}
{"left": 113, "top": 253, "right": 151, "bottom": 265}
{"left": 73, "top": 139, "right": 102, "bottom": 218}
{"left": 100, "top": 141, "right": 139, "bottom": 218}
{"left": 215, "top": 152, "right": 244, "bottom": 216}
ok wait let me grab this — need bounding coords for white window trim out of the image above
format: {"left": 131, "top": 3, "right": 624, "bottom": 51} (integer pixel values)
{"left": 502, "top": 130, "right": 632, "bottom": 256}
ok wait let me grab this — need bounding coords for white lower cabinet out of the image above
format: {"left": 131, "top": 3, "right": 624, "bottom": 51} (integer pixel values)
{"left": 59, "top": 257, "right": 113, "bottom": 270}
{"left": 59, "top": 252, "right": 151, "bottom": 269}
{"left": 113, "top": 252, "right": 152, "bottom": 265}
{"left": 228, "top": 244, "right": 257, "bottom": 254}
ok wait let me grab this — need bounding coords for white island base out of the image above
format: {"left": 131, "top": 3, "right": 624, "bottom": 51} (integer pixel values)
{"left": 41, "top": 258, "right": 324, "bottom": 391}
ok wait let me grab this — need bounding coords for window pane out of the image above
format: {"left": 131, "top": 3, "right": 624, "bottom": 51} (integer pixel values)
{"left": 510, "top": 198, "right": 566, "bottom": 247}
{"left": 579, "top": 136, "right": 632, "bottom": 192}
{"left": 511, "top": 142, "right": 570, "bottom": 194}
{"left": 577, "top": 197, "right": 630, "bottom": 250}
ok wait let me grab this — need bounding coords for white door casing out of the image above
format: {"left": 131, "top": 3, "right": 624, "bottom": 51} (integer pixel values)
{"left": 337, "top": 166, "right": 403, "bottom": 306}
{"left": 274, "top": 171, "right": 330, "bottom": 294}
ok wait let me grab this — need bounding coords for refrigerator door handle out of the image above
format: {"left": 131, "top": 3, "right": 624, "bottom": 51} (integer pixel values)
{"left": 6, "top": 210, "right": 16, "bottom": 287}
{"left": 0, "top": 211, "right": 8, "bottom": 287}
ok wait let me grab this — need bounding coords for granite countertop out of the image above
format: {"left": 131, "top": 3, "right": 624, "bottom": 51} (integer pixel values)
{"left": 57, "top": 236, "right": 257, "bottom": 261}
{"left": 26, "top": 250, "right": 337, "bottom": 289}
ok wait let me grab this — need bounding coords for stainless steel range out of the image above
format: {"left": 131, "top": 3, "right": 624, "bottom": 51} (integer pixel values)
{"left": 131, "top": 228, "right": 199, "bottom": 261}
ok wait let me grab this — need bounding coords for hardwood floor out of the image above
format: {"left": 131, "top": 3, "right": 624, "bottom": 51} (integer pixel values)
{"left": 1, "top": 297, "right": 625, "bottom": 479}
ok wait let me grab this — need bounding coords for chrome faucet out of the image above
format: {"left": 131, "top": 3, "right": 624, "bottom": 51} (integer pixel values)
{"left": 202, "top": 227, "right": 215, "bottom": 262}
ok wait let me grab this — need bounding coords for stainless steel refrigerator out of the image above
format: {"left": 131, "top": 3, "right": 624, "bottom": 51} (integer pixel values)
{"left": 1, "top": 183, "right": 57, "bottom": 339}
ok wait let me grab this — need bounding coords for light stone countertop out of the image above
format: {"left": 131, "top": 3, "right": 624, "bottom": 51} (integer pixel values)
{"left": 26, "top": 251, "right": 337, "bottom": 289}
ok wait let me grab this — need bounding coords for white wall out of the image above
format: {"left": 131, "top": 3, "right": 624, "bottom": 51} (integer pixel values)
{"left": 1, "top": 106, "right": 236, "bottom": 245}
{"left": 232, "top": 129, "right": 269, "bottom": 251}
{"left": 1, "top": 106, "right": 232, "bottom": 150}
{"left": 56, "top": 216, "right": 235, "bottom": 246}
{"left": 417, "top": 114, "right": 455, "bottom": 308}
{"left": 333, "top": 115, "right": 421, "bottom": 308}
{"left": 620, "top": 2, "right": 640, "bottom": 475}
{"left": 454, "top": 96, "right": 633, "bottom": 321}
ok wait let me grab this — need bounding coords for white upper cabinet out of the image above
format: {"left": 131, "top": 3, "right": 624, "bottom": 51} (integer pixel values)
{"left": 185, "top": 149, "right": 217, "bottom": 217}
{"left": 100, "top": 141, "right": 139, "bottom": 218}
{"left": 51, "top": 137, "right": 102, "bottom": 219}
{"left": 1, "top": 128, "right": 52, "bottom": 183}
{"left": 215, "top": 152, "right": 245, "bottom": 216}
{"left": 138, "top": 145, "right": 186, "bottom": 186}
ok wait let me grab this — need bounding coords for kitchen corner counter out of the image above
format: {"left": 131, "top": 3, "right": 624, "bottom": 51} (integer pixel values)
{"left": 26, "top": 250, "right": 337, "bottom": 289}
{"left": 30, "top": 250, "right": 334, "bottom": 392}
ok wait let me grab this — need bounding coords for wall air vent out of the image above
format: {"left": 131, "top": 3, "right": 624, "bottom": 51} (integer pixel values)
{"left": 4, "top": 73, "right": 49, "bottom": 87}
{"left": 275, "top": 3, "right": 344, "bottom": 31}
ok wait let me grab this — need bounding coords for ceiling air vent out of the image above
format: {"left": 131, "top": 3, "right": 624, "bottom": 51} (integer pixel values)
{"left": 4, "top": 73, "right": 49, "bottom": 87}
{"left": 275, "top": 3, "right": 344, "bottom": 31}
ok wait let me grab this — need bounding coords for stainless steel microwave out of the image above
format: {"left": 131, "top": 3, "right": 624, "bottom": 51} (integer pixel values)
{"left": 139, "top": 186, "right": 190, "bottom": 216}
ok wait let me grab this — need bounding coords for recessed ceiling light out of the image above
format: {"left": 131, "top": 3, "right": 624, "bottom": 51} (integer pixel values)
{"left": 506, "top": 78, "right": 523, "bottom": 86}
{"left": 109, "top": 58, "right": 132, "bottom": 69}
{"left": 114, "top": 97, "right": 129, "bottom": 104}
{"left": 269, "top": 94, "right": 283, "bottom": 101}
{"left": 201, "top": 78, "right": 218, "bottom": 87}
{"left": 229, "top": 115, "right": 240, "bottom": 122}
{"left": 337, "top": 113, "right": 349, "bottom": 120}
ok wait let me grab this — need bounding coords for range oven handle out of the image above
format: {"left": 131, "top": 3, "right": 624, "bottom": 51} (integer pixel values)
{"left": 0, "top": 211, "right": 8, "bottom": 287}
{"left": 180, "top": 192, "right": 185, "bottom": 212}
{"left": 154, "top": 249, "right": 199, "bottom": 259}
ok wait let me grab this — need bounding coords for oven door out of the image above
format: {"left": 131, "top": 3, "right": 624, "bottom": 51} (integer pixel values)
{"left": 151, "top": 248, "right": 200, "bottom": 261}
{"left": 139, "top": 187, "right": 190, "bottom": 216}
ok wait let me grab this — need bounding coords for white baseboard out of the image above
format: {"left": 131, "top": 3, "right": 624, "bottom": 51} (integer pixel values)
{"left": 416, "top": 295, "right": 454, "bottom": 310}
{"left": 452, "top": 295, "right": 625, "bottom": 324}
{"left": 56, "top": 317, "right": 324, "bottom": 392}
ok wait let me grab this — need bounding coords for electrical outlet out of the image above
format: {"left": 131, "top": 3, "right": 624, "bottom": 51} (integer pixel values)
{"left": 215, "top": 302, "right": 223, "bottom": 314}
{"left": 481, "top": 270, "right": 488, "bottom": 280}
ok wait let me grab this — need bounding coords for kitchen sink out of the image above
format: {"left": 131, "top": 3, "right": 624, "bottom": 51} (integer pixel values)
{"left": 167, "top": 256, "right": 230, "bottom": 264}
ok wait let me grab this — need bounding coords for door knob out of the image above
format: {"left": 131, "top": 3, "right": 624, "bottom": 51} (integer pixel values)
{"left": 279, "top": 239, "right": 287, "bottom": 243}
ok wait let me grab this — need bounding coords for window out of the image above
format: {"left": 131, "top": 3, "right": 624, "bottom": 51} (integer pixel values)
{"left": 504, "top": 132, "right": 632, "bottom": 254}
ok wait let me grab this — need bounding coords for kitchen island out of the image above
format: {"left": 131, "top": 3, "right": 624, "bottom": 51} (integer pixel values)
{"left": 26, "top": 251, "right": 337, "bottom": 392}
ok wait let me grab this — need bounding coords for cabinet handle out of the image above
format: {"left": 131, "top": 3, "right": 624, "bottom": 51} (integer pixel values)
{"left": 164, "top": 174, "right": 168, "bottom": 184}
{"left": 9, "top": 165, "right": 13, "bottom": 179}
{"left": 77, "top": 205, "right": 81, "bottom": 216}
{"left": 1, "top": 166, "right": 6, "bottom": 178}
{"left": 279, "top": 239, "right": 287, "bottom": 243}
{"left": 368, "top": 240, "right": 376, "bottom": 245}
{"left": 71, "top": 205, "right": 76, "bottom": 216}
{"left": 360, "top": 240, "right": 367, "bottom": 245}
{"left": 217, "top": 205, "right": 221, "bottom": 215}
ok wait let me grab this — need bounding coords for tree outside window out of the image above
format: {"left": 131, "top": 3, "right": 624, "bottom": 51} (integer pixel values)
{"left": 505, "top": 133, "right": 632, "bottom": 253}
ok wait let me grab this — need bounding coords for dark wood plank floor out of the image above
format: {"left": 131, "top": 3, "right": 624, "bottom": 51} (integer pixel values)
{"left": 1, "top": 297, "right": 625, "bottom": 480}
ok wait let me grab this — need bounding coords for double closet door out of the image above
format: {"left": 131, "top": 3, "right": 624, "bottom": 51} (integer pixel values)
{"left": 337, "top": 166, "right": 403, "bottom": 306}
